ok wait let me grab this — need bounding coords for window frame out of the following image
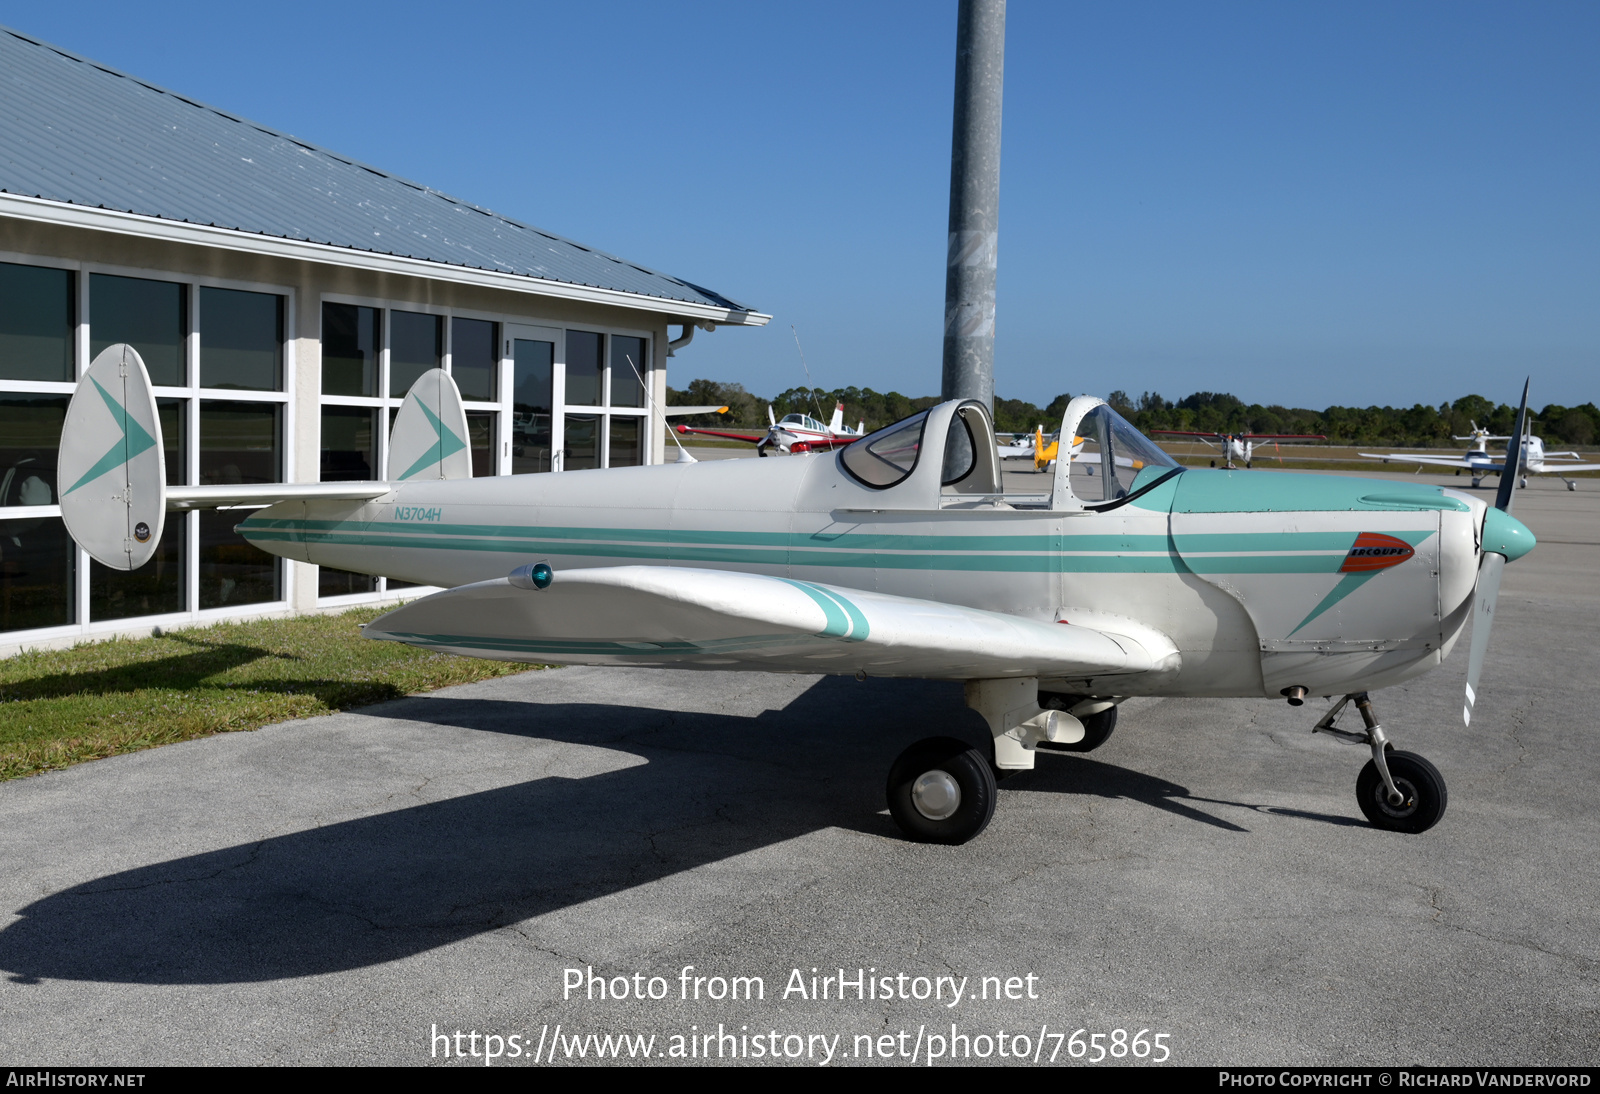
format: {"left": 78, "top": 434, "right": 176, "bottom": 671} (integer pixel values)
{"left": 0, "top": 250, "right": 295, "bottom": 639}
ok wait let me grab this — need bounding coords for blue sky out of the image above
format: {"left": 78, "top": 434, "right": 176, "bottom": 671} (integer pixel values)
{"left": 5, "top": 1, "right": 1596, "bottom": 410}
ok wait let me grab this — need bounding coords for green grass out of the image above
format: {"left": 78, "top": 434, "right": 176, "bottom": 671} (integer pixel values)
{"left": 0, "top": 608, "right": 542, "bottom": 781}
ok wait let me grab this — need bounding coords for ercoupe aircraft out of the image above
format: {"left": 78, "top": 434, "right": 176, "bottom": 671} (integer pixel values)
{"left": 60, "top": 345, "right": 1537, "bottom": 844}
{"left": 675, "top": 402, "right": 864, "bottom": 456}
{"left": 1361, "top": 424, "right": 1600, "bottom": 491}
{"left": 1150, "top": 429, "right": 1328, "bottom": 469}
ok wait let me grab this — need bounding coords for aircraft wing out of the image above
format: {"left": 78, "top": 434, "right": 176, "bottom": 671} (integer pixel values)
{"left": 674, "top": 425, "right": 765, "bottom": 443}
{"left": 1358, "top": 452, "right": 1484, "bottom": 469}
{"left": 364, "top": 565, "right": 1171, "bottom": 681}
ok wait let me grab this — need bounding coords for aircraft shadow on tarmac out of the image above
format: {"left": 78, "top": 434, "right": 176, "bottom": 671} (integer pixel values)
{"left": 1011, "top": 757, "right": 1366, "bottom": 832}
{"left": 0, "top": 678, "right": 1353, "bottom": 986}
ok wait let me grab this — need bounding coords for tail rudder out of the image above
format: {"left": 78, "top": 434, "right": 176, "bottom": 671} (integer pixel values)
{"left": 828, "top": 402, "right": 844, "bottom": 434}
{"left": 387, "top": 368, "right": 473, "bottom": 480}
{"left": 58, "top": 344, "right": 167, "bottom": 570}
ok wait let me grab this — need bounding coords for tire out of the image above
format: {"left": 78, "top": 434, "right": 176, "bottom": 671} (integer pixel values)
{"left": 886, "top": 736, "right": 997, "bottom": 845}
{"left": 1035, "top": 696, "right": 1118, "bottom": 753}
{"left": 1356, "top": 750, "right": 1447, "bottom": 834}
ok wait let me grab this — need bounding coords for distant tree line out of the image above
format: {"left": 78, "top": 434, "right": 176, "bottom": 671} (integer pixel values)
{"left": 667, "top": 380, "right": 1599, "bottom": 448}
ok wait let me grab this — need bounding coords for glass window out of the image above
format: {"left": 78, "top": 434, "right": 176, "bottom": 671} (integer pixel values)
{"left": 841, "top": 411, "right": 927, "bottom": 488}
{"left": 0, "top": 262, "right": 74, "bottom": 383}
{"left": 467, "top": 412, "right": 496, "bottom": 477}
{"left": 609, "top": 417, "right": 642, "bottom": 467}
{"left": 201, "top": 287, "right": 281, "bottom": 391}
{"left": 512, "top": 338, "right": 554, "bottom": 474}
{"left": 610, "top": 335, "right": 646, "bottom": 408}
{"left": 565, "top": 330, "right": 602, "bottom": 406}
{"left": 321, "top": 406, "right": 379, "bottom": 482}
{"left": 200, "top": 402, "right": 280, "bottom": 485}
{"left": 565, "top": 415, "right": 599, "bottom": 471}
{"left": 322, "top": 303, "right": 379, "bottom": 396}
{"left": 90, "top": 274, "right": 186, "bottom": 387}
{"left": 199, "top": 509, "right": 279, "bottom": 608}
{"left": 320, "top": 567, "right": 377, "bottom": 597}
{"left": 90, "top": 520, "right": 183, "bottom": 621}
{"left": 0, "top": 397, "right": 67, "bottom": 507}
{"left": 452, "top": 317, "right": 497, "bottom": 402}
{"left": 200, "top": 401, "right": 280, "bottom": 608}
{"left": 157, "top": 398, "right": 186, "bottom": 487}
{"left": 390, "top": 310, "right": 440, "bottom": 397}
{"left": 0, "top": 516, "right": 74, "bottom": 633}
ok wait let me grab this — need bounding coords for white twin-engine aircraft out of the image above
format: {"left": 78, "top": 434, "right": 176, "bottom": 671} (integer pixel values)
{"left": 60, "top": 345, "right": 1537, "bottom": 844}
{"left": 1361, "top": 422, "right": 1600, "bottom": 491}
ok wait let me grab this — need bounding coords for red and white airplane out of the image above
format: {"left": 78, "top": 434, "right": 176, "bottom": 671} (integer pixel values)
{"left": 1149, "top": 429, "right": 1327, "bottom": 469}
{"left": 677, "top": 402, "right": 865, "bottom": 456}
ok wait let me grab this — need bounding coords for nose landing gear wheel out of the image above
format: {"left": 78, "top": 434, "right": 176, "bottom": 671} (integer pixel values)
{"left": 1356, "top": 751, "right": 1447, "bottom": 834}
{"left": 886, "top": 736, "right": 997, "bottom": 845}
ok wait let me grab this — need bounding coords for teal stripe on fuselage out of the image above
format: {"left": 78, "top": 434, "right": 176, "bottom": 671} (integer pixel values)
{"left": 238, "top": 519, "right": 1434, "bottom": 577}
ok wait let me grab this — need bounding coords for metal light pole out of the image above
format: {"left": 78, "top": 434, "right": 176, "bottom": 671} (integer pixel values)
{"left": 941, "top": 0, "right": 1005, "bottom": 409}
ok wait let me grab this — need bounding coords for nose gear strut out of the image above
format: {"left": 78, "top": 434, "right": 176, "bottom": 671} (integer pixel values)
{"left": 1312, "top": 692, "right": 1449, "bottom": 833}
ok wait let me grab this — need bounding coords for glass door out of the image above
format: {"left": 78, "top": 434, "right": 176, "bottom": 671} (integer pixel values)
{"left": 506, "top": 323, "right": 561, "bottom": 473}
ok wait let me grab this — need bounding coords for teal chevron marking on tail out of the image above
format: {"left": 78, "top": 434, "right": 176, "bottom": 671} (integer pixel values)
{"left": 64, "top": 377, "right": 158, "bottom": 496}
{"left": 398, "top": 396, "right": 467, "bottom": 480}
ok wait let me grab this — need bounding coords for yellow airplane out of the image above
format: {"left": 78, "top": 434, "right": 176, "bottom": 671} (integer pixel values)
{"left": 1034, "top": 426, "right": 1152, "bottom": 479}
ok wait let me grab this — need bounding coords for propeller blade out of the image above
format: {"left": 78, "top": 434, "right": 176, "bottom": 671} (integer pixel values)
{"left": 1462, "top": 551, "right": 1505, "bottom": 726}
{"left": 1493, "top": 378, "right": 1530, "bottom": 515}
{"left": 1467, "top": 377, "right": 1531, "bottom": 725}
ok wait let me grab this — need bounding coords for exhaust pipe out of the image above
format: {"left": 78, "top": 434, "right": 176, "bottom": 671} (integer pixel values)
{"left": 1281, "top": 685, "right": 1308, "bottom": 707}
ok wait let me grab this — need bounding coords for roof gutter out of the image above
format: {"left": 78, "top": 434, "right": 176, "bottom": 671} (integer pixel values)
{"left": 0, "top": 192, "right": 772, "bottom": 328}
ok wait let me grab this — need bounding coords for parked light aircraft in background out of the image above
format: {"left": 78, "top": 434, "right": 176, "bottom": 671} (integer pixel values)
{"left": 996, "top": 430, "right": 1042, "bottom": 462}
{"left": 675, "top": 402, "right": 865, "bottom": 456}
{"left": 1149, "top": 429, "right": 1328, "bottom": 469}
{"left": 60, "top": 345, "right": 1538, "bottom": 843}
{"left": 1361, "top": 423, "right": 1600, "bottom": 491}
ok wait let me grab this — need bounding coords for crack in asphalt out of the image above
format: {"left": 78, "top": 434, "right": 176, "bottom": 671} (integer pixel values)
{"left": 71, "top": 840, "right": 267, "bottom": 896}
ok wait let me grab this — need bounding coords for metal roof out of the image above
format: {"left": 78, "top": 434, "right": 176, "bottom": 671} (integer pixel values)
{"left": 0, "top": 26, "right": 762, "bottom": 318}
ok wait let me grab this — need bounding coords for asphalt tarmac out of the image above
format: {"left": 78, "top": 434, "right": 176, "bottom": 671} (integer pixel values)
{"left": 0, "top": 469, "right": 1595, "bottom": 1067}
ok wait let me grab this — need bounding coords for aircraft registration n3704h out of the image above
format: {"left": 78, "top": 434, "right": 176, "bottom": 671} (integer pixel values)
{"left": 59, "top": 345, "right": 1537, "bottom": 843}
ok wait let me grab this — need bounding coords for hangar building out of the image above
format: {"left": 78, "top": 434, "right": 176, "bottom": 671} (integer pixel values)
{"left": 0, "top": 26, "right": 768, "bottom": 656}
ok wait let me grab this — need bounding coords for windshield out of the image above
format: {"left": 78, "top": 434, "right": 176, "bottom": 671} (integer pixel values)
{"left": 1070, "top": 404, "right": 1180, "bottom": 502}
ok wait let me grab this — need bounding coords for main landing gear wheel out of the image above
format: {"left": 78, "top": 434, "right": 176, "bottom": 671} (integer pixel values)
{"left": 1037, "top": 695, "right": 1118, "bottom": 752}
{"left": 886, "top": 736, "right": 997, "bottom": 845}
{"left": 1356, "top": 751, "right": 1447, "bottom": 834}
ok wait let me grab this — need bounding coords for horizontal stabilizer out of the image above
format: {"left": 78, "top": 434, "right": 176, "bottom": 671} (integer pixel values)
{"left": 365, "top": 565, "right": 1175, "bottom": 681}
{"left": 167, "top": 482, "right": 391, "bottom": 510}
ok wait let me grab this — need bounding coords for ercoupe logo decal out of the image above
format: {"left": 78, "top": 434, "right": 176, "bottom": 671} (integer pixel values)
{"left": 1340, "top": 532, "right": 1415, "bottom": 573}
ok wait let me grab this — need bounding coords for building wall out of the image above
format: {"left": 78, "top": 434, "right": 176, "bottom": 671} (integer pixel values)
{"left": 0, "top": 216, "right": 686, "bottom": 657}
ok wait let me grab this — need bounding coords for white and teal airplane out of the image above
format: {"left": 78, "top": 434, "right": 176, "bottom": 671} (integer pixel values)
{"left": 58, "top": 345, "right": 1537, "bottom": 844}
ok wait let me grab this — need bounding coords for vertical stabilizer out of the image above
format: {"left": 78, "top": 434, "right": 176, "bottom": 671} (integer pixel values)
{"left": 58, "top": 344, "right": 167, "bottom": 570}
{"left": 829, "top": 402, "right": 845, "bottom": 434}
{"left": 387, "top": 368, "right": 473, "bottom": 481}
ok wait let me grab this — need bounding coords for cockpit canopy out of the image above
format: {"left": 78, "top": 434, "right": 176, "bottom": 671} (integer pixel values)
{"left": 840, "top": 401, "right": 1000, "bottom": 494}
{"left": 1065, "top": 402, "right": 1180, "bottom": 504}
